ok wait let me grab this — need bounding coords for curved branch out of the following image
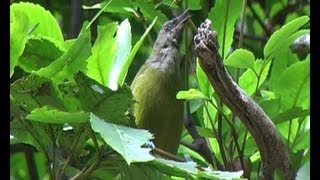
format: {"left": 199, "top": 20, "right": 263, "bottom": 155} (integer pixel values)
{"left": 193, "top": 19, "right": 293, "bottom": 179}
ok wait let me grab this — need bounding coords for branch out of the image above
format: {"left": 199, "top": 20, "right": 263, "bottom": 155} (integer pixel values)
{"left": 193, "top": 19, "right": 293, "bottom": 179}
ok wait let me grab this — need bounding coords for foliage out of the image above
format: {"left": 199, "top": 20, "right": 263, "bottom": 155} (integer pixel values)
{"left": 10, "top": 0, "right": 309, "bottom": 179}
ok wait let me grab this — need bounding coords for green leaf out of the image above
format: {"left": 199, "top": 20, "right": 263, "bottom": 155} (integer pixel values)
{"left": 89, "top": 113, "right": 154, "bottom": 164}
{"left": 176, "top": 88, "right": 207, "bottom": 100}
{"left": 36, "top": 23, "right": 91, "bottom": 83}
{"left": 224, "top": 49, "right": 255, "bottom": 69}
{"left": 239, "top": 59, "right": 271, "bottom": 96}
{"left": 26, "top": 106, "right": 89, "bottom": 124}
{"left": 86, "top": 22, "right": 118, "bottom": 86}
{"left": 264, "top": 16, "right": 309, "bottom": 58}
{"left": 10, "top": 9, "right": 29, "bottom": 77}
{"left": 75, "top": 73, "right": 133, "bottom": 126}
{"left": 196, "top": 59, "right": 213, "bottom": 98}
{"left": 83, "top": 0, "right": 137, "bottom": 15}
{"left": 273, "top": 107, "right": 309, "bottom": 124}
{"left": 117, "top": 17, "right": 157, "bottom": 89}
{"left": 106, "top": 19, "right": 131, "bottom": 90}
{"left": 208, "top": 0, "right": 243, "bottom": 58}
{"left": 296, "top": 161, "right": 310, "bottom": 180}
{"left": 136, "top": 0, "right": 168, "bottom": 30}
{"left": 153, "top": 158, "right": 243, "bottom": 179}
{"left": 272, "top": 59, "right": 310, "bottom": 110}
{"left": 293, "top": 129, "right": 310, "bottom": 153}
{"left": 10, "top": 2, "right": 64, "bottom": 45}
{"left": 18, "top": 37, "right": 65, "bottom": 73}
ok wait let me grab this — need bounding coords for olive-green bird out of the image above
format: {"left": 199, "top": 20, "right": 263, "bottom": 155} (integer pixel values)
{"left": 131, "top": 10, "right": 190, "bottom": 154}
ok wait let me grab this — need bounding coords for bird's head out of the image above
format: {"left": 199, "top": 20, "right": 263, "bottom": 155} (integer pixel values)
{"left": 155, "top": 10, "right": 191, "bottom": 49}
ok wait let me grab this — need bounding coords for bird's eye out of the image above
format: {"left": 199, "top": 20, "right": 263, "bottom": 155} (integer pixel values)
{"left": 164, "top": 25, "right": 169, "bottom": 31}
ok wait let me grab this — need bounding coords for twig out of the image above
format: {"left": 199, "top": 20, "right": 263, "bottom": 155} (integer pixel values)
{"left": 194, "top": 19, "right": 293, "bottom": 179}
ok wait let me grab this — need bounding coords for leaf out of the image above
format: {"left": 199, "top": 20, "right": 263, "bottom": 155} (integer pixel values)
{"left": 152, "top": 158, "right": 243, "bottom": 179}
{"left": 196, "top": 59, "right": 214, "bottom": 98}
{"left": 89, "top": 113, "right": 154, "bottom": 164}
{"left": 106, "top": 19, "right": 131, "bottom": 90}
{"left": 273, "top": 107, "right": 309, "bottom": 124}
{"left": 239, "top": 59, "right": 271, "bottom": 96}
{"left": 272, "top": 59, "right": 310, "bottom": 110}
{"left": 136, "top": 0, "right": 168, "bottom": 30}
{"left": 18, "top": 37, "right": 65, "bottom": 73}
{"left": 224, "top": 49, "right": 255, "bottom": 69}
{"left": 83, "top": 0, "right": 137, "bottom": 15}
{"left": 86, "top": 22, "right": 118, "bottom": 86}
{"left": 296, "top": 161, "right": 310, "bottom": 180}
{"left": 36, "top": 23, "right": 91, "bottom": 83}
{"left": 293, "top": 129, "right": 310, "bottom": 153}
{"left": 176, "top": 88, "right": 207, "bottom": 100}
{"left": 75, "top": 73, "right": 133, "bottom": 126}
{"left": 117, "top": 17, "right": 157, "bottom": 88}
{"left": 10, "top": 9, "right": 29, "bottom": 77}
{"left": 208, "top": 0, "right": 243, "bottom": 58}
{"left": 264, "top": 16, "right": 309, "bottom": 58}
{"left": 26, "top": 106, "right": 89, "bottom": 124}
{"left": 10, "top": 2, "right": 64, "bottom": 45}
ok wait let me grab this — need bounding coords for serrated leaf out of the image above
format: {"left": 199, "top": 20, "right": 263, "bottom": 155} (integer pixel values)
{"left": 10, "top": 9, "right": 29, "bottom": 77}
{"left": 264, "top": 16, "right": 309, "bottom": 58}
{"left": 239, "top": 59, "right": 271, "bottom": 96}
{"left": 26, "top": 106, "right": 89, "bottom": 124}
{"left": 89, "top": 113, "right": 154, "bottom": 164}
{"left": 176, "top": 88, "right": 207, "bottom": 100}
{"left": 36, "top": 23, "right": 91, "bottom": 83}
{"left": 10, "top": 2, "right": 64, "bottom": 45}
{"left": 75, "top": 73, "right": 133, "bottom": 126}
{"left": 86, "top": 23, "right": 118, "bottom": 86}
{"left": 18, "top": 37, "right": 65, "bottom": 72}
{"left": 208, "top": 0, "right": 243, "bottom": 58}
{"left": 272, "top": 59, "right": 310, "bottom": 110}
{"left": 117, "top": 17, "right": 157, "bottom": 88}
{"left": 224, "top": 49, "right": 255, "bottom": 69}
{"left": 106, "top": 19, "right": 132, "bottom": 90}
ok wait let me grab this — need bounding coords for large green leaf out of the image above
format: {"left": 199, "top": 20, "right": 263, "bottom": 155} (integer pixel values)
{"left": 208, "top": 0, "right": 243, "bottom": 58}
{"left": 36, "top": 23, "right": 91, "bottom": 83}
{"left": 75, "top": 73, "right": 133, "bottom": 126}
{"left": 273, "top": 107, "right": 309, "bottom": 124}
{"left": 26, "top": 106, "right": 89, "bottom": 124}
{"left": 18, "top": 37, "right": 65, "bottom": 73}
{"left": 196, "top": 60, "right": 213, "bottom": 98}
{"left": 117, "top": 17, "right": 157, "bottom": 89}
{"left": 176, "top": 88, "right": 207, "bottom": 100}
{"left": 224, "top": 49, "right": 255, "bottom": 69}
{"left": 86, "top": 22, "right": 118, "bottom": 86}
{"left": 10, "top": 9, "right": 29, "bottom": 77}
{"left": 89, "top": 113, "right": 154, "bottom": 165}
{"left": 272, "top": 59, "right": 310, "bottom": 110}
{"left": 10, "top": 2, "right": 64, "bottom": 45}
{"left": 239, "top": 59, "right": 271, "bottom": 96}
{"left": 136, "top": 0, "right": 167, "bottom": 30}
{"left": 264, "top": 16, "right": 309, "bottom": 58}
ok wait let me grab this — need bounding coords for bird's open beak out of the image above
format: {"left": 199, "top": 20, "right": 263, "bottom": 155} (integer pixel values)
{"left": 173, "top": 9, "right": 191, "bottom": 31}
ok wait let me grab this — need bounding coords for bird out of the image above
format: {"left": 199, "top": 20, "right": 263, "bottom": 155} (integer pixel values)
{"left": 131, "top": 10, "right": 190, "bottom": 155}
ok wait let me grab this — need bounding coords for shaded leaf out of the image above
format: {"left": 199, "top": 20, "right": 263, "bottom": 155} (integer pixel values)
{"left": 18, "top": 37, "right": 65, "bottom": 72}
{"left": 196, "top": 59, "right": 213, "bottom": 98}
{"left": 36, "top": 23, "right": 91, "bottom": 83}
{"left": 26, "top": 106, "right": 89, "bottom": 124}
{"left": 75, "top": 73, "right": 133, "bottom": 125}
{"left": 273, "top": 107, "right": 309, "bottom": 124}
{"left": 89, "top": 113, "right": 154, "bottom": 165}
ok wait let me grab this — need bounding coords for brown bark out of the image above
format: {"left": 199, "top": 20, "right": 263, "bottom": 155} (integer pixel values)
{"left": 193, "top": 19, "right": 293, "bottom": 180}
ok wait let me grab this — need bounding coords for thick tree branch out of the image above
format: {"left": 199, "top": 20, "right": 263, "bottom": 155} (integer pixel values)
{"left": 193, "top": 20, "right": 293, "bottom": 180}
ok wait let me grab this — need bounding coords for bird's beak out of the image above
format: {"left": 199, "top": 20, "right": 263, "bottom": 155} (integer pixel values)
{"left": 173, "top": 9, "right": 191, "bottom": 31}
